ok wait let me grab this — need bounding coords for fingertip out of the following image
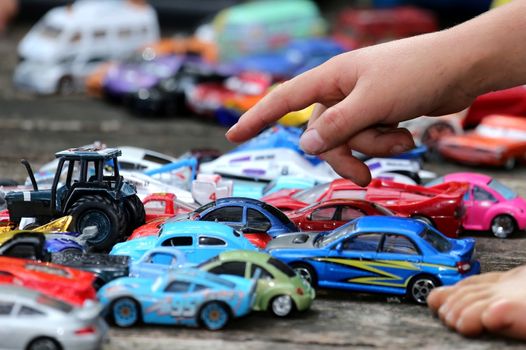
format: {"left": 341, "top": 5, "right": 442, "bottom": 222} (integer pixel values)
{"left": 300, "top": 128, "right": 326, "bottom": 154}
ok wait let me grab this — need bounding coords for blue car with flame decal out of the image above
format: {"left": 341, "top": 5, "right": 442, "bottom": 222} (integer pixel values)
{"left": 266, "top": 216, "right": 480, "bottom": 304}
{"left": 97, "top": 269, "right": 256, "bottom": 330}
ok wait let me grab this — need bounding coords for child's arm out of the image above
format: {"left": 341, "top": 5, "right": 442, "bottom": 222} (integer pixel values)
{"left": 226, "top": 1, "right": 526, "bottom": 185}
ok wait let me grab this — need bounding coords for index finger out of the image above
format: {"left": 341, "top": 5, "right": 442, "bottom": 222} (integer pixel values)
{"left": 225, "top": 58, "right": 350, "bottom": 143}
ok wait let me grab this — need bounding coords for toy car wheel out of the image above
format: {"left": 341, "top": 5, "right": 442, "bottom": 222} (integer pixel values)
{"left": 491, "top": 215, "right": 516, "bottom": 238}
{"left": 270, "top": 295, "right": 295, "bottom": 317}
{"left": 27, "top": 337, "right": 61, "bottom": 350}
{"left": 408, "top": 275, "right": 439, "bottom": 304}
{"left": 124, "top": 195, "right": 146, "bottom": 234}
{"left": 504, "top": 157, "right": 517, "bottom": 170}
{"left": 199, "top": 302, "right": 230, "bottom": 330}
{"left": 421, "top": 122, "right": 455, "bottom": 149}
{"left": 57, "top": 76, "right": 74, "bottom": 95}
{"left": 67, "top": 195, "right": 126, "bottom": 252}
{"left": 291, "top": 263, "right": 317, "bottom": 287}
{"left": 112, "top": 297, "right": 140, "bottom": 327}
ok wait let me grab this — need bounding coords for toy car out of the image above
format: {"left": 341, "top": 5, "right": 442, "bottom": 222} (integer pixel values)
{"left": 0, "top": 284, "right": 107, "bottom": 350}
{"left": 287, "top": 199, "right": 397, "bottom": 231}
{"left": 143, "top": 193, "right": 198, "bottom": 222}
{"left": 262, "top": 179, "right": 468, "bottom": 238}
{"left": 175, "top": 197, "right": 298, "bottom": 239}
{"left": 110, "top": 221, "right": 258, "bottom": 263}
{"left": 198, "top": 250, "right": 314, "bottom": 317}
{"left": 129, "top": 247, "right": 187, "bottom": 279}
{"left": 0, "top": 256, "right": 96, "bottom": 306}
{"left": 97, "top": 269, "right": 256, "bottom": 330}
{"left": 426, "top": 173, "right": 526, "bottom": 238}
{"left": 438, "top": 114, "right": 526, "bottom": 169}
{"left": 0, "top": 233, "right": 130, "bottom": 289}
{"left": 266, "top": 216, "right": 480, "bottom": 304}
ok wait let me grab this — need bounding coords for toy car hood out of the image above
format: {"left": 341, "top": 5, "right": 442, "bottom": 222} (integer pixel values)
{"left": 266, "top": 231, "right": 320, "bottom": 250}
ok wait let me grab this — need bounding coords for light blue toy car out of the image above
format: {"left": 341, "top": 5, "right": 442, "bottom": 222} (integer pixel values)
{"left": 110, "top": 221, "right": 258, "bottom": 264}
{"left": 97, "top": 269, "right": 256, "bottom": 330}
{"left": 129, "top": 247, "right": 187, "bottom": 279}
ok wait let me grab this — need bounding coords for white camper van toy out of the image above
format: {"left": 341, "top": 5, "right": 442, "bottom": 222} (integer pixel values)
{"left": 14, "top": 0, "right": 160, "bottom": 94}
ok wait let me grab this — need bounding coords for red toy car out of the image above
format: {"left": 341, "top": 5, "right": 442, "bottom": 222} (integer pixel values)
{"left": 439, "top": 114, "right": 526, "bottom": 169}
{"left": 143, "top": 193, "right": 198, "bottom": 222}
{"left": 0, "top": 256, "right": 96, "bottom": 306}
{"left": 332, "top": 6, "right": 437, "bottom": 49}
{"left": 262, "top": 179, "right": 468, "bottom": 238}
{"left": 128, "top": 217, "right": 271, "bottom": 249}
{"left": 286, "top": 198, "right": 398, "bottom": 231}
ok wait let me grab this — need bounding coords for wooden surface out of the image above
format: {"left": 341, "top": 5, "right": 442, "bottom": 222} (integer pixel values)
{"left": 2, "top": 25, "right": 526, "bottom": 350}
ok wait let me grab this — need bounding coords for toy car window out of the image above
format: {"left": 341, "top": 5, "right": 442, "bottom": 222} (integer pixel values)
{"left": 70, "top": 32, "right": 82, "bottom": 44}
{"left": 292, "top": 183, "right": 330, "bottom": 204}
{"left": 262, "top": 204, "right": 297, "bottom": 231}
{"left": 149, "top": 252, "right": 176, "bottom": 265}
{"left": 201, "top": 206, "right": 243, "bottom": 222}
{"left": 0, "top": 301, "right": 14, "bottom": 315}
{"left": 209, "top": 261, "right": 246, "bottom": 277}
{"left": 165, "top": 281, "right": 191, "bottom": 293}
{"left": 198, "top": 236, "right": 226, "bottom": 246}
{"left": 93, "top": 29, "right": 107, "bottom": 39}
{"left": 330, "top": 190, "right": 366, "bottom": 200}
{"left": 473, "top": 186, "right": 497, "bottom": 202}
{"left": 36, "top": 295, "right": 73, "bottom": 313}
{"left": 247, "top": 209, "right": 271, "bottom": 231}
{"left": 250, "top": 264, "right": 273, "bottom": 280}
{"left": 488, "top": 179, "right": 517, "bottom": 200}
{"left": 382, "top": 235, "right": 419, "bottom": 255}
{"left": 143, "top": 154, "right": 172, "bottom": 165}
{"left": 311, "top": 206, "right": 337, "bottom": 221}
{"left": 267, "top": 258, "right": 296, "bottom": 277}
{"left": 193, "top": 284, "right": 209, "bottom": 292}
{"left": 161, "top": 236, "right": 193, "bottom": 247}
{"left": 339, "top": 206, "right": 366, "bottom": 221}
{"left": 371, "top": 203, "right": 396, "bottom": 216}
{"left": 38, "top": 23, "right": 62, "bottom": 39}
{"left": 144, "top": 200, "right": 166, "bottom": 214}
{"left": 3, "top": 244, "right": 37, "bottom": 260}
{"left": 118, "top": 28, "right": 132, "bottom": 38}
{"left": 18, "top": 305, "right": 45, "bottom": 316}
{"left": 420, "top": 228, "right": 451, "bottom": 253}
{"left": 342, "top": 233, "right": 382, "bottom": 252}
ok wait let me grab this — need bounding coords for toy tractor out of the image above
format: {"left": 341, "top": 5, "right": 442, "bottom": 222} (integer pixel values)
{"left": 5, "top": 147, "right": 145, "bottom": 251}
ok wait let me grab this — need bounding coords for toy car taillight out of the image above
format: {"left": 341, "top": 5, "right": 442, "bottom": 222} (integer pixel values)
{"left": 75, "top": 325, "right": 96, "bottom": 335}
{"left": 456, "top": 261, "right": 471, "bottom": 274}
{"left": 296, "top": 287, "right": 304, "bottom": 296}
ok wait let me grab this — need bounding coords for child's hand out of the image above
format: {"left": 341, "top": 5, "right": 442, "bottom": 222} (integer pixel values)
{"left": 226, "top": 1, "right": 526, "bottom": 185}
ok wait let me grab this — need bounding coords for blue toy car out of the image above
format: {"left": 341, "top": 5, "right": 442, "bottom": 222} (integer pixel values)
{"left": 97, "top": 269, "right": 256, "bottom": 330}
{"left": 110, "top": 221, "right": 257, "bottom": 263}
{"left": 178, "top": 197, "right": 299, "bottom": 238}
{"left": 266, "top": 216, "right": 480, "bottom": 304}
{"left": 129, "top": 247, "right": 187, "bottom": 279}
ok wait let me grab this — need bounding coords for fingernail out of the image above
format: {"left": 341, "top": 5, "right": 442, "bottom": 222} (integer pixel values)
{"left": 300, "top": 128, "right": 325, "bottom": 154}
{"left": 391, "top": 144, "right": 411, "bottom": 155}
{"left": 438, "top": 304, "right": 448, "bottom": 317}
{"left": 446, "top": 312, "right": 454, "bottom": 326}
{"left": 226, "top": 123, "right": 238, "bottom": 137}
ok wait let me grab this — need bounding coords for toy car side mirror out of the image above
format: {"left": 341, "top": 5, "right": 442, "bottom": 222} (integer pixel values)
{"left": 334, "top": 242, "right": 343, "bottom": 251}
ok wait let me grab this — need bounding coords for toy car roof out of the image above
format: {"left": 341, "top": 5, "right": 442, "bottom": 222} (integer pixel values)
{"left": 354, "top": 216, "right": 427, "bottom": 236}
{"left": 55, "top": 147, "right": 122, "bottom": 160}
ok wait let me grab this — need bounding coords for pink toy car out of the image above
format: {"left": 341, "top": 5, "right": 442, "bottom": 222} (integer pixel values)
{"left": 427, "top": 172, "right": 526, "bottom": 238}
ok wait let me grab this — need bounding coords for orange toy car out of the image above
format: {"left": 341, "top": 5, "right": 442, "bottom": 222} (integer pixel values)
{"left": 439, "top": 114, "right": 526, "bottom": 169}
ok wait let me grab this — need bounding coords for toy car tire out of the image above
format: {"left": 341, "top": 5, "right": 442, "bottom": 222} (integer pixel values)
{"left": 291, "top": 263, "right": 317, "bottom": 288}
{"left": 27, "top": 337, "right": 61, "bottom": 350}
{"left": 67, "top": 194, "right": 126, "bottom": 252}
{"left": 270, "top": 294, "right": 295, "bottom": 317}
{"left": 407, "top": 275, "right": 439, "bottom": 304}
{"left": 491, "top": 215, "right": 516, "bottom": 238}
{"left": 111, "top": 297, "right": 141, "bottom": 327}
{"left": 504, "top": 157, "right": 517, "bottom": 170}
{"left": 123, "top": 194, "right": 146, "bottom": 235}
{"left": 199, "top": 302, "right": 230, "bottom": 330}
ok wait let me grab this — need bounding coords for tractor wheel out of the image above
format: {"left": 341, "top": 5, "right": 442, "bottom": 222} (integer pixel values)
{"left": 123, "top": 195, "right": 146, "bottom": 234}
{"left": 67, "top": 195, "right": 126, "bottom": 252}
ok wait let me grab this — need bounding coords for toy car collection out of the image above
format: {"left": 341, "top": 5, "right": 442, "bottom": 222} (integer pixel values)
{"left": 266, "top": 216, "right": 480, "bottom": 304}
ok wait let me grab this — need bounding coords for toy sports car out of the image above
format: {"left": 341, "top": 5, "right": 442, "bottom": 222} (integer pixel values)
{"left": 266, "top": 216, "right": 480, "bottom": 304}
{"left": 438, "top": 114, "right": 526, "bottom": 169}
{"left": 287, "top": 199, "right": 397, "bottom": 231}
{"left": 110, "top": 221, "right": 258, "bottom": 263}
{"left": 97, "top": 269, "right": 256, "bottom": 330}
{"left": 427, "top": 173, "right": 526, "bottom": 238}
{"left": 199, "top": 250, "right": 315, "bottom": 317}
{"left": 142, "top": 193, "right": 198, "bottom": 222}
{"left": 262, "top": 179, "right": 468, "bottom": 238}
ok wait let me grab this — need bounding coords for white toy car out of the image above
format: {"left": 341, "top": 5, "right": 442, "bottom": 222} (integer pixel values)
{"left": 14, "top": 0, "right": 159, "bottom": 94}
{"left": 0, "top": 284, "right": 107, "bottom": 350}
{"left": 399, "top": 113, "right": 464, "bottom": 152}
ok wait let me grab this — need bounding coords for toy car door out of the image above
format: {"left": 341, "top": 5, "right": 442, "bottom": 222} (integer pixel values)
{"left": 145, "top": 280, "right": 199, "bottom": 325}
{"left": 335, "top": 205, "right": 367, "bottom": 226}
{"left": 462, "top": 185, "right": 497, "bottom": 230}
{"left": 304, "top": 205, "right": 339, "bottom": 231}
{"left": 326, "top": 232, "right": 382, "bottom": 288}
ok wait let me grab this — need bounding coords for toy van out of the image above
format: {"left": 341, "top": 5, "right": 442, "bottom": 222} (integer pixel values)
{"left": 14, "top": 0, "right": 160, "bottom": 94}
{"left": 211, "top": 0, "right": 326, "bottom": 61}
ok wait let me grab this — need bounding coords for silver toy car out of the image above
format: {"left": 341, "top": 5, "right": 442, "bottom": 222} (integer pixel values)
{"left": 0, "top": 285, "right": 107, "bottom": 350}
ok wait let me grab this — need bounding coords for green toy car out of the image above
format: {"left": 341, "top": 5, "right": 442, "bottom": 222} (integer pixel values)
{"left": 198, "top": 250, "right": 315, "bottom": 317}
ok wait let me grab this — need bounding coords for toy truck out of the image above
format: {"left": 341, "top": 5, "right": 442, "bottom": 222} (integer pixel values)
{"left": 5, "top": 147, "right": 145, "bottom": 251}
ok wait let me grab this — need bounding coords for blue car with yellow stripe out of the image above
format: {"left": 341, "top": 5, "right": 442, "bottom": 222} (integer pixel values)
{"left": 266, "top": 216, "right": 480, "bottom": 304}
